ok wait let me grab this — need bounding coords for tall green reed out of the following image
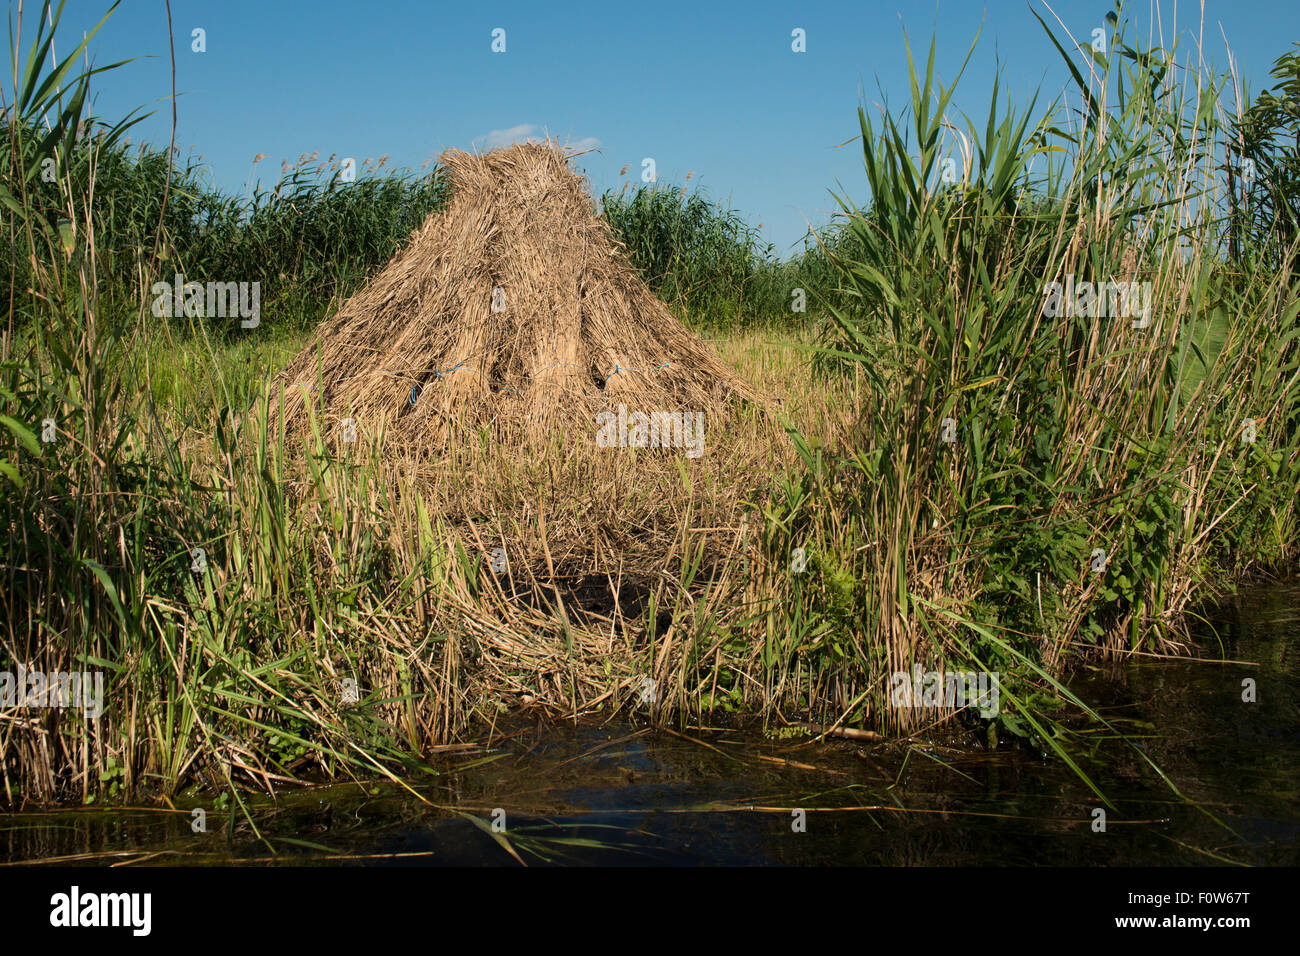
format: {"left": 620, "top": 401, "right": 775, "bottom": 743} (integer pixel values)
{"left": 754, "top": 6, "right": 1300, "bottom": 750}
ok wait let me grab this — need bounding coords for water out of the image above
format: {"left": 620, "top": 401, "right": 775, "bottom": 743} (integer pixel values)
{"left": 4, "top": 583, "right": 1297, "bottom": 866}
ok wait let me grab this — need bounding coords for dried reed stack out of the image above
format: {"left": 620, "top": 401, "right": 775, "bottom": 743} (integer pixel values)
{"left": 276, "top": 141, "right": 758, "bottom": 447}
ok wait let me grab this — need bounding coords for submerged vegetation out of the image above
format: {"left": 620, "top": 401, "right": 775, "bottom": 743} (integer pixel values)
{"left": 1, "top": 0, "right": 1297, "bottom": 812}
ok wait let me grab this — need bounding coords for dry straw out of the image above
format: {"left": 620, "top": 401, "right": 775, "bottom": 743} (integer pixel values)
{"left": 276, "top": 140, "right": 761, "bottom": 448}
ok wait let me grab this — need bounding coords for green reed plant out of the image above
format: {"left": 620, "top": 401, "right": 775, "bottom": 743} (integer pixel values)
{"left": 0, "top": 1, "right": 446, "bottom": 806}
{"left": 754, "top": 5, "right": 1300, "bottom": 750}
{"left": 600, "top": 181, "right": 788, "bottom": 328}
{"left": 1230, "top": 42, "right": 1300, "bottom": 268}
{"left": 3, "top": 120, "right": 448, "bottom": 340}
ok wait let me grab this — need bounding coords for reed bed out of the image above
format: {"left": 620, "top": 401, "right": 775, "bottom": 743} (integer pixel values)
{"left": 1, "top": 1, "right": 1297, "bottom": 808}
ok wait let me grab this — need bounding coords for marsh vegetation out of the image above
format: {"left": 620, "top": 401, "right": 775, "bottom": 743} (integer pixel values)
{"left": 1, "top": 1, "right": 1297, "bottom": 834}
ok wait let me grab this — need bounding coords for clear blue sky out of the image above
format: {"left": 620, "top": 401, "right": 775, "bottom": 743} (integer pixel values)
{"left": 35, "top": 0, "right": 1300, "bottom": 256}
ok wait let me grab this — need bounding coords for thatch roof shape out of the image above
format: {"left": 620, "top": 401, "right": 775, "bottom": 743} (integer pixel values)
{"left": 277, "top": 141, "right": 757, "bottom": 444}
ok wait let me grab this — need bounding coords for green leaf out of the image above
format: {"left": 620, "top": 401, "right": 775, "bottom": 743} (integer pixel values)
{"left": 81, "top": 559, "right": 129, "bottom": 634}
{"left": 0, "top": 459, "right": 23, "bottom": 488}
{"left": 0, "top": 415, "right": 41, "bottom": 455}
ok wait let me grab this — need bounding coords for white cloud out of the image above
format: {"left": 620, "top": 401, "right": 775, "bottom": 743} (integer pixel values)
{"left": 475, "top": 124, "right": 540, "bottom": 149}
{"left": 473, "top": 125, "right": 600, "bottom": 153}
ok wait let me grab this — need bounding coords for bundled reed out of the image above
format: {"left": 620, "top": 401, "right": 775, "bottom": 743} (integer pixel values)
{"left": 276, "top": 142, "right": 759, "bottom": 450}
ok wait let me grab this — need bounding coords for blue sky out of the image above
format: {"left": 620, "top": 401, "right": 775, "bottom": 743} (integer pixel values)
{"left": 37, "top": 0, "right": 1300, "bottom": 256}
